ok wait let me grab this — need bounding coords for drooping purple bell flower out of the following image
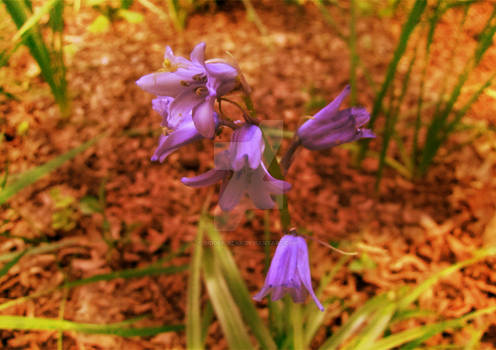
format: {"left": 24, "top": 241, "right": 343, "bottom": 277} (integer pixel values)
{"left": 136, "top": 43, "right": 238, "bottom": 138}
{"left": 181, "top": 151, "right": 291, "bottom": 212}
{"left": 151, "top": 113, "right": 219, "bottom": 163}
{"left": 218, "top": 163, "right": 291, "bottom": 211}
{"left": 297, "top": 85, "right": 375, "bottom": 150}
{"left": 253, "top": 234, "right": 324, "bottom": 311}
{"left": 229, "top": 124, "right": 265, "bottom": 171}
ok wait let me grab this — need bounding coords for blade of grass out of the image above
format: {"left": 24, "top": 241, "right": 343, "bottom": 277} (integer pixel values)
{"left": 357, "top": 0, "right": 427, "bottom": 164}
{"left": 349, "top": 0, "right": 358, "bottom": 105}
{"left": 63, "top": 264, "right": 187, "bottom": 289}
{"left": 372, "top": 305, "right": 496, "bottom": 350}
{"left": 204, "top": 219, "right": 277, "bottom": 350}
{"left": 318, "top": 293, "right": 390, "bottom": 350}
{"left": 397, "top": 247, "right": 496, "bottom": 309}
{"left": 0, "top": 135, "right": 103, "bottom": 205}
{"left": 0, "top": 315, "right": 183, "bottom": 336}
{"left": 0, "top": 261, "right": 187, "bottom": 312}
{"left": 348, "top": 302, "right": 397, "bottom": 350}
{"left": 0, "top": 238, "right": 80, "bottom": 263}
{"left": 202, "top": 247, "right": 254, "bottom": 350}
{"left": 304, "top": 255, "right": 349, "bottom": 347}
{"left": 186, "top": 217, "right": 204, "bottom": 349}
{"left": 0, "top": 249, "right": 28, "bottom": 278}
{"left": 11, "top": 0, "right": 59, "bottom": 42}
{"left": 201, "top": 301, "right": 214, "bottom": 345}
{"left": 376, "top": 47, "right": 417, "bottom": 187}
{"left": 419, "top": 7, "right": 496, "bottom": 174}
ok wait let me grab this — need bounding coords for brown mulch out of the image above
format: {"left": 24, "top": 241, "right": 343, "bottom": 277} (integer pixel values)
{"left": 1, "top": 1, "right": 496, "bottom": 349}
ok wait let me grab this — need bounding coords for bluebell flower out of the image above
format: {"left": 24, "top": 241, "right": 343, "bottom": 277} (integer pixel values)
{"left": 253, "top": 234, "right": 324, "bottom": 311}
{"left": 229, "top": 124, "right": 265, "bottom": 171}
{"left": 136, "top": 43, "right": 238, "bottom": 138}
{"left": 297, "top": 85, "right": 375, "bottom": 150}
{"left": 181, "top": 149, "right": 290, "bottom": 211}
{"left": 151, "top": 113, "right": 219, "bottom": 163}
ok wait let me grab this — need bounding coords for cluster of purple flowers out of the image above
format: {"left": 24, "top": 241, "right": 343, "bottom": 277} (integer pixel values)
{"left": 137, "top": 43, "right": 374, "bottom": 311}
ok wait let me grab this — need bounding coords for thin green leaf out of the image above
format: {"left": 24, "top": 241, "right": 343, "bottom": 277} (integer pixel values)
{"left": 0, "top": 135, "right": 102, "bottom": 206}
{"left": 319, "top": 294, "right": 390, "bottom": 350}
{"left": 357, "top": 0, "right": 427, "bottom": 163}
{"left": 372, "top": 306, "right": 496, "bottom": 350}
{"left": 63, "top": 264, "right": 187, "bottom": 289}
{"left": 11, "top": 0, "right": 59, "bottom": 42}
{"left": 350, "top": 303, "right": 396, "bottom": 350}
{"left": 186, "top": 218, "right": 204, "bottom": 349}
{"left": 397, "top": 247, "right": 496, "bottom": 309}
{"left": 203, "top": 247, "right": 254, "bottom": 350}
{"left": 0, "top": 249, "right": 27, "bottom": 278}
{"left": 201, "top": 301, "right": 214, "bottom": 345}
{"left": 204, "top": 219, "right": 277, "bottom": 350}
{"left": 0, "top": 315, "right": 183, "bottom": 336}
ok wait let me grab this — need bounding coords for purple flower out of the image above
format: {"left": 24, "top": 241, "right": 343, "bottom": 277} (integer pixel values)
{"left": 297, "top": 85, "right": 375, "bottom": 150}
{"left": 229, "top": 124, "right": 265, "bottom": 171}
{"left": 219, "top": 163, "right": 290, "bottom": 211}
{"left": 151, "top": 113, "right": 219, "bottom": 163}
{"left": 181, "top": 151, "right": 290, "bottom": 211}
{"left": 136, "top": 43, "right": 238, "bottom": 138}
{"left": 253, "top": 234, "right": 324, "bottom": 311}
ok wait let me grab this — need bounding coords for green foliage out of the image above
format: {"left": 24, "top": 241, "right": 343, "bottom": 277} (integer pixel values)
{"left": 0, "top": 135, "right": 101, "bottom": 206}
{"left": 87, "top": 0, "right": 143, "bottom": 33}
{"left": 348, "top": 1, "right": 496, "bottom": 181}
{"left": 50, "top": 188, "right": 78, "bottom": 231}
{"left": 2, "top": 0, "right": 69, "bottom": 116}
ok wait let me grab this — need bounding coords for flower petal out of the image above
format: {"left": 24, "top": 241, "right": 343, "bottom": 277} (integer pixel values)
{"left": 181, "top": 169, "right": 227, "bottom": 187}
{"left": 136, "top": 72, "right": 188, "bottom": 97}
{"left": 219, "top": 171, "right": 246, "bottom": 211}
{"left": 190, "top": 42, "right": 206, "bottom": 65}
{"left": 192, "top": 96, "right": 216, "bottom": 138}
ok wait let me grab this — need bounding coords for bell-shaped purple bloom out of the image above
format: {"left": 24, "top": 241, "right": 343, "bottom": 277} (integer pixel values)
{"left": 297, "top": 85, "right": 375, "bottom": 150}
{"left": 253, "top": 234, "right": 324, "bottom": 311}
{"left": 136, "top": 43, "right": 238, "bottom": 138}
{"left": 218, "top": 163, "right": 290, "bottom": 211}
{"left": 229, "top": 124, "right": 265, "bottom": 171}
{"left": 151, "top": 113, "right": 219, "bottom": 163}
{"left": 181, "top": 151, "right": 290, "bottom": 212}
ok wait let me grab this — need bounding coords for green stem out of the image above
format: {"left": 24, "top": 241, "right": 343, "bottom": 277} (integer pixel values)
{"left": 291, "top": 302, "right": 304, "bottom": 350}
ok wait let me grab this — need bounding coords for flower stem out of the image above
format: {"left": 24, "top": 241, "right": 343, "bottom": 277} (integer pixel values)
{"left": 291, "top": 302, "right": 304, "bottom": 350}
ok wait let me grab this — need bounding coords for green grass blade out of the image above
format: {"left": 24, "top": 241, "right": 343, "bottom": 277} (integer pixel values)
{"left": 202, "top": 247, "right": 254, "bottom": 350}
{"left": 376, "top": 47, "right": 417, "bottom": 186}
{"left": 0, "top": 249, "right": 27, "bottom": 278}
{"left": 63, "top": 264, "right": 187, "bottom": 289}
{"left": 3, "top": 0, "right": 68, "bottom": 114}
{"left": 357, "top": 0, "right": 427, "bottom": 163}
{"left": 204, "top": 219, "right": 277, "bottom": 350}
{"left": 0, "top": 315, "right": 183, "bottom": 336}
{"left": 372, "top": 306, "right": 496, "bottom": 350}
{"left": 186, "top": 218, "right": 204, "bottom": 349}
{"left": 397, "top": 247, "right": 496, "bottom": 309}
{"left": 349, "top": 0, "right": 358, "bottom": 105}
{"left": 419, "top": 7, "right": 496, "bottom": 175}
{"left": 349, "top": 303, "right": 396, "bottom": 350}
{"left": 11, "top": 0, "right": 59, "bottom": 42}
{"left": 0, "top": 238, "right": 80, "bottom": 263}
{"left": 304, "top": 256, "right": 349, "bottom": 347}
{"left": 318, "top": 294, "right": 390, "bottom": 350}
{"left": 0, "top": 135, "right": 102, "bottom": 206}
{"left": 201, "top": 301, "right": 214, "bottom": 345}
